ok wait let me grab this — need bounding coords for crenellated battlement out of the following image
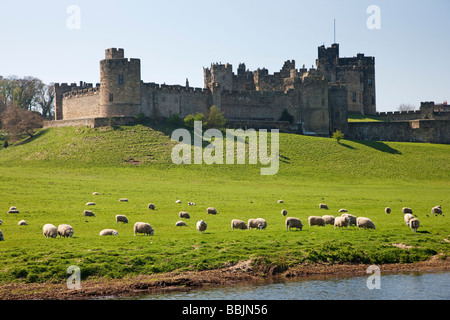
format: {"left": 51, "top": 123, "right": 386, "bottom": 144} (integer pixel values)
{"left": 63, "top": 86, "right": 100, "bottom": 99}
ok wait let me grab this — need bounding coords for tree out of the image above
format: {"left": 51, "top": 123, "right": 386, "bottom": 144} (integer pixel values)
{"left": 331, "top": 129, "right": 344, "bottom": 143}
{"left": 36, "top": 83, "right": 55, "bottom": 119}
{"left": 206, "top": 105, "right": 226, "bottom": 129}
{"left": 1, "top": 105, "right": 43, "bottom": 140}
{"left": 184, "top": 112, "right": 205, "bottom": 129}
{"left": 0, "top": 76, "right": 46, "bottom": 113}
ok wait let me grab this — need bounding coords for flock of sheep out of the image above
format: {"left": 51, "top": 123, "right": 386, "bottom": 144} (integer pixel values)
{"left": 0, "top": 198, "right": 444, "bottom": 242}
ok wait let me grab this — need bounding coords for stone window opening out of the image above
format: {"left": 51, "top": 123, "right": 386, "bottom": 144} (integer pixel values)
{"left": 352, "top": 92, "right": 357, "bottom": 102}
{"left": 109, "top": 93, "right": 114, "bottom": 102}
{"left": 118, "top": 74, "right": 124, "bottom": 85}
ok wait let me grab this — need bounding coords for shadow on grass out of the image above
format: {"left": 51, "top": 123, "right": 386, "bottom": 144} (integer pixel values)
{"left": 11, "top": 128, "right": 50, "bottom": 147}
{"left": 352, "top": 140, "right": 402, "bottom": 155}
{"left": 338, "top": 142, "right": 357, "bottom": 150}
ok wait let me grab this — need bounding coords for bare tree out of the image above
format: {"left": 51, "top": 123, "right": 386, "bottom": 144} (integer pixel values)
{"left": 1, "top": 105, "right": 43, "bottom": 141}
{"left": 398, "top": 104, "right": 416, "bottom": 112}
{"left": 36, "top": 83, "right": 55, "bottom": 119}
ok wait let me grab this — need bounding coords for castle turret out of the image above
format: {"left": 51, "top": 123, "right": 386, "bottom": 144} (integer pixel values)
{"left": 99, "top": 48, "right": 141, "bottom": 117}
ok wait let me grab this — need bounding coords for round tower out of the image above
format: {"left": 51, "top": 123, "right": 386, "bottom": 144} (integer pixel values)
{"left": 99, "top": 48, "right": 141, "bottom": 117}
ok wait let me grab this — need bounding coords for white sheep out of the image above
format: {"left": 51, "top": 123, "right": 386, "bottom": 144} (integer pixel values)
{"left": 247, "top": 219, "right": 258, "bottom": 229}
{"left": 115, "top": 215, "right": 129, "bottom": 223}
{"left": 119, "top": 198, "right": 128, "bottom": 202}
{"left": 0, "top": 219, "right": 3, "bottom": 225}
{"left": 281, "top": 209, "right": 288, "bottom": 216}
{"left": 356, "top": 217, "right": 376, "bottom": 230}
{"left": 86, "top": 202, "right": 95, "bottom": 206}
{"left": 385, "top": 207, "right": 391, "bottom": 214}
{"left": 43, "top": 224, "right": 57, "bottom": 239}
{"left": 231, "top": 219, "right": 248, "bottom": 230}
{"left": 319, "top": 203, "right": 329, "bottom": 210}
{"left": 175, "top": 221, "right": 187, "bottom": 227}
{"left": 8, "top": 206, "right": 19, "bottom": 214}
{"left": 404, "top": 213, "right": 414, "bottom": 226}
{"left": 308, "top": 216, "right": 325, "bottom": 227}
{"left": 285, "top": 217, "right": 303, "bottom": 231}
{"left": 409, "top": 218, "right": 420, "bottom": 232}
{"left": 196, "top": 220, "right": 207, "bottom": 233}
{"left": 402, "top": 207, "right": 413, "bottom": 214}
{"left": 0, "top": 230, "right": 4, "bottom": 241}
{"left": 83, "top": 210, "right": 95, "bottom": 217}
{"left": 92, "top": 192, "right": 99, "bottom": 195}
{"left": 99, "top": 229, "right": 118, "bottom": 236}
{"left": 277, "top": 200, "right": 284, "bottom": 203}
{"left": 175, "top": 200, "right": 181, "bottom": 204}
{"left": 18, "top": 220, "right": 27, "bottom": 226}
{"left": 57, "top": 224, "right": 74, "bottom": 238}
{"left": 148, "top": 203, "right": 156, "bottom": 210}
{"left": 255, "top": 218, "right": 267, "bottom": 230}
{"left": 206, "top": 207, "right": 217, "bottom": 215}
{"left": 341, "top": 213, "right": 357, "bottom": 226}
{"left": 188, "top": 202, "right": 196, "bottom": 206}
{"left": 322, "top": 215, "right": 335, "bottom": 225}
{"left": 431, "top": 206, "right": 442, "bottom": 214}
{"left": 334, "top": 216, "right": 349, "bottom": 230}
{"left": 134, "top": 222, "right": 154, "bottom": 236}
{"left": 338, "top": 208, "right": 348, "bottom": 213}
{"left": 179, "top": 211, "right": 190, "bottom": 219}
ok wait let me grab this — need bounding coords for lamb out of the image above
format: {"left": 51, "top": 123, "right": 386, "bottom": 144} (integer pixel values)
{"left": 179, "top": 211, "right": 190, "bottom": 219}
{"left": 43, "top": 224, "right": 58, "bottom": 239}
{"left": 385, "top": 207, "right": 391, "bottom": 214}
{"left": 409, "top": 218, "right": 420, "bottom": 232}
{"left": 402, "top": 207, "right": 413, "bottom": 214}
{"left": 334, "top": 216, "right": 349, "bottom": 230}
{"left": 319, "top": 203, "right": 329, "bottom": 210}
{"left": 322, "top": 215, "right": 335, "bottom": 225}
{"left": 431, "top": 206, "right": 442, "bottom": 214}
{"left": 231, "top": 219, "right": 248, "bottom": 230}
{"left": 308, "top": 216, "right": 325, "bottom": 227}
{"left": 341, "top": 213, "right": 357, "bottom": 226}
{"left": 99, "top": 229, "right": 118, "bottom": 236}
{"left": 115, "top": 215, "right": 129, "bottom": 223}
{"left": 148, "top": 203, "right": 156, "bottom": 210}
{"left": 255, "top": 218, "right": 267, "bottom": 230}
{"left": 404, "top": 213, "right": 414, "bottom": 226}
{"left": 8, "top": 206, "right": 19, "bottom": 214}
{"left": 356, "top": 217, "right": 376, "bottom": 230}
{"left": 206, "top": 207, "right": 218, "bottom": 215}
{"left": 83, "top": 210, "right": 95, "bottom": 217}
{"left": 175, "top": 221, "right": 187, "bottom": 227}
{"left": 281, "top": 209, "right": 288, "bottom": 216}
{"left": 0, "top": 230, "right": 4, "bottom": 241}
{"left": 57, "top": 224, "right": 74, "bottom": 238}
{"left": 86, "top": 202, "right": 95, "bottom": 206}
{"left": 196, "top": 220, "right": 207, "bottom": 233}
{"left": 134, "top": 222, "right": 154, "bottom": 236}
{"left": 338, "top": 209, "right": 348, "bottom": 213}
{"left": 285, "top": 217, "right": 303, "bottom": 231}
{"left": 18, "top": 220, "right": 27, "bottom": 226}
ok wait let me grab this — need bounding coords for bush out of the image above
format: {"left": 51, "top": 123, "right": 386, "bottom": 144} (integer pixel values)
{"left": 166, "top": 114, "right": 184, "bottom": 128}
{"left": 207, "top": 105, "right": 226, "bottom": 129}
{"left": 332, "top": 130, "right": 345, "bottom": 143}
{"left": 184, "top": 112, "right": 205, "bottom": 129}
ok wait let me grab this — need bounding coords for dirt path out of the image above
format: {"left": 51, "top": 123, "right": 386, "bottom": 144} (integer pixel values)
{"left": 0, "top": 255, "right": 448, "bottom": 300}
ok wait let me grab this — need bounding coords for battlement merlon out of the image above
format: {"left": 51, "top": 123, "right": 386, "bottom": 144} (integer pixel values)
{"left": 105, "top": 48, "right": 125, "bottom": 60}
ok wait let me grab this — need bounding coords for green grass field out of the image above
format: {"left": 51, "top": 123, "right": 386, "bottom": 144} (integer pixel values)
{"left": 0, "top": 124, "right": 448, "bottom": 284}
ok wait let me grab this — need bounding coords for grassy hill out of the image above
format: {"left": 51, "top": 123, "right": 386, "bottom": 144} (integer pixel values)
{"left": 0, "top": 124, "right": 448, "bottom": 284}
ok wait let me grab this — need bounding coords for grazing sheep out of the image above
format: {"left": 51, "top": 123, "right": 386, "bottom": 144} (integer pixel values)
{"left": 338, "top": 209, "right": 348, "bottom": 213}
{"left": 341, "top": 213, "right": 357, "bottom": 226}
{"left": 196, "top": 220, "right": 207, "bottom": 234}
{"left": 99, "top": 229, "right": 118, "bottom": 236}
{"left": 431, "top": 206, "right": 442, "bottom": 214}
{"left": 175, "top": 200, "right": 181, "bottom": 204}
{"left": 356, "top": 217, "right": 376, "bottom": 230}
{"left": 83, "top": 210, "right": 95, "bottom": 217}
{"left": 277, "top": 200, "right": 284, "bottom": 203}
{"left": 255, "top": 218, "right": 267, "bottom": 230}
{"left": 231, "top": 219, "right": 248, "bottom": 230}
{"left": 8, "top": 206, "right": 19, "bottom": 214}
{"left": 247, "top": 219, "right": 258, "bottom": 229}
{"left": 175, "top": 221, "right": 187, "bottom": 227}
{"left": 148, "top": 203, "right": 156, "bottom": 210}
{"left": 115, "top": 215, "right": 129, "bottom": 223}
{"left": 188, "top": 202, "right": 196, "bottom": 206}
{"left": 385, "top": 207, "right": 391, "bottom": 214}
{"left": 57, "top": 224, "right": 74, "bottom": 238}
{"left": 404, "top": 213, "right": 414, "bottom": 226}
{"left": 18, "top": 220, "right": 27, "bottom": 226}
{"left": 308, "top": 216, "right": 325, "bottom": 227}
{"left": 206, "top": 207, "right": 217, "bottom": 215}
{"left": 0, "top": 230, "right": 4, "bottom": 241}
{"left": 334, "top": 216, "right": 349, "bottom": 230}
{"left": 285, "top": 217, "right": 303, "bottom": 231}
{"left": 179, "top": 211, "right": 190, "bottom": 219}
{"left": 134, "top": 222, "right": 154, "bottom": 236}
{"left": 281, "top": 209, "right": 288, "bottom": 216}
{"left": 319, "top": 203, "right": 329, "bottom": 210}
{"left": 409, "top": 218, "right": 420, "bottom": 232}
{"left": 86, "top": 202, "right": 95, "bottom": 206}
{"left": 43, "top": 224, "right": 57, "bottom": 239}
{"left": 322, "top": 215, "right": 335, "bottom": 225}
{"left": 119, "top": 198, "right": 128, "bottom": 202}
{"left": 402, "top": 207, "right": 413, "bottom": 214}
{"left": 92, "top": 192, "right": 99, "bottom": 195}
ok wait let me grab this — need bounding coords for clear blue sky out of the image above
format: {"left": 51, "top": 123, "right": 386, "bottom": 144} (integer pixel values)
{"left": 0, "top": 0, "right": 448, "bottom": 112}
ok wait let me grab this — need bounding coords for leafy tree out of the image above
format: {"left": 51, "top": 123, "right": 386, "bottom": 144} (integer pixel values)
{"left": 184, "top": 112, "right": 205, "bottom": 129}
{"left": 332, "top": 129, "right": 344, "bottom": 143}
{"left": 206, "top": 105, "right": 226, "bottom": 129}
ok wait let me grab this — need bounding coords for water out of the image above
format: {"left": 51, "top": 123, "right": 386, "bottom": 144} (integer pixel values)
{"left": 128, "top": 271, "right": 450, "bottom": 300}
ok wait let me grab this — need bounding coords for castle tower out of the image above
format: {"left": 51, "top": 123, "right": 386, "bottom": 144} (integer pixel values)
{"left": 99, "top": 48, "right": 141, "bottom": 117}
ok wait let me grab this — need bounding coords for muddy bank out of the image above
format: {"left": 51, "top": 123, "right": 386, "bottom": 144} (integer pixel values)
{"left": 0, "top": 255, "right": 448, "bottom": 300}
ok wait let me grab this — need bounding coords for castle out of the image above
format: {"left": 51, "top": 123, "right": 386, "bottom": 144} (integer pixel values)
{"left": 52, "top": 44, "right": 376, "bottom": 136}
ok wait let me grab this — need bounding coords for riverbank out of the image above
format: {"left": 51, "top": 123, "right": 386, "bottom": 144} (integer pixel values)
{"left": 0, "top": 255, "right": 448, "bottom": 300}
